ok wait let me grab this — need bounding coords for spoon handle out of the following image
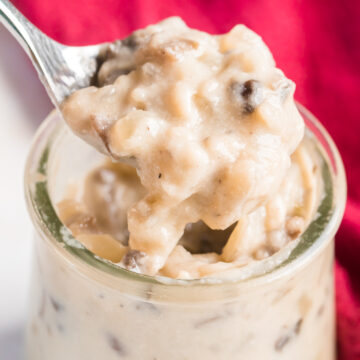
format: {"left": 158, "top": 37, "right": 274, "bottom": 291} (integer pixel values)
{"left": 0, "top": 0, "right": 100, "bottom": 105}
{"left": 0, "top": 0, "right": 48, "bottom": 53}
{"left": 0, "top": 0, "right": 68, "bottom": 104}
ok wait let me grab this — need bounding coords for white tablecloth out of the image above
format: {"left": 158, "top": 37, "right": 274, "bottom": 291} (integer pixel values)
{"left": 0, "top": 24, "right": 52, "bottom": 359}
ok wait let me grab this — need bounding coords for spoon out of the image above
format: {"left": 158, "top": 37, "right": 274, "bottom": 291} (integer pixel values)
{"left": 0, "top": 0, "right": 104, "bottom": 106}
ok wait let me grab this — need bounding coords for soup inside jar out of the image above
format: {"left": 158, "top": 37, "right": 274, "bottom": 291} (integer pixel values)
{"left": 59, "top": 17, "right": 323, "bottom": 278}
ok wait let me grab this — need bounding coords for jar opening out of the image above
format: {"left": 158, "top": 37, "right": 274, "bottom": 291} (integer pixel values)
{"left": 24, "top": 105, "right": 346, "bottom": 289}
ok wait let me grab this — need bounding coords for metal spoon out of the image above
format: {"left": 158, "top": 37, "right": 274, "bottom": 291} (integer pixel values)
{"left": 0, "top": 0, "right": 104, "bottom": 106}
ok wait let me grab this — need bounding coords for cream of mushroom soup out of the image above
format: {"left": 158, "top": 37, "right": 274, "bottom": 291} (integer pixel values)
{"left": 25, "top": 17, "right": 346, "bottom": 360}
{"left": 60, "top": 17, "right": 321, "bottom": 278}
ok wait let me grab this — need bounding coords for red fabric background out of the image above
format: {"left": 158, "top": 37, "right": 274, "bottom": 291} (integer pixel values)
{"left": 10, "top": 0, "right": 360, "bottom": 358}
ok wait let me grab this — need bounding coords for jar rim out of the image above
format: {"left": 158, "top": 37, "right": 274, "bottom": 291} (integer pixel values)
{"left": 24, "top": 104, "right": 347, "bottom": 298}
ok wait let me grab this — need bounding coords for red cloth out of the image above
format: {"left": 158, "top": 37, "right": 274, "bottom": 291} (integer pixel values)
{"left": 11, "top": 0, "right": 360, "bottom": 358}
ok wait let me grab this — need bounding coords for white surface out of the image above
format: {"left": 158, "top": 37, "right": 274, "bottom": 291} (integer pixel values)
{"left": 0, "top": 24, "right": 52, "bottom": 359}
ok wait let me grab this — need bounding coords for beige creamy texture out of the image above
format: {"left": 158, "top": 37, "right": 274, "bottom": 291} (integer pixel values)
{"left": 27, "top": 227, "right": 335, "bottom": 360}
{"left": 60, "top": 17, "right": 320, "bottom": 278}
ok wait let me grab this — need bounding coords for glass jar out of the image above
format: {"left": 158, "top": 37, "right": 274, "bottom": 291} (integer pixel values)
{"left": 25, "top": 105, "right": 346, "bottom": 360}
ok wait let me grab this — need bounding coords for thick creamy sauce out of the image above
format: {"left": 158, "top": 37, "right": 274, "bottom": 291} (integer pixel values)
{"left": 60, "top": 17, "right": 321, "bottom": 278}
